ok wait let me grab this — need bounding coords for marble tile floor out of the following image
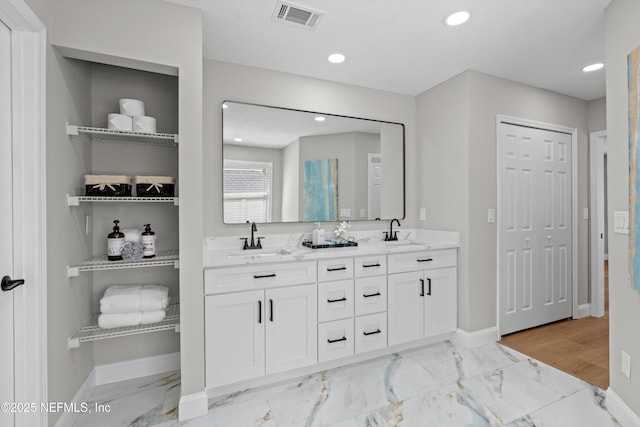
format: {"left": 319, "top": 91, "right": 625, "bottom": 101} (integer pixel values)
{"left": 73, "top": 342, "right": 622, "bottom": 427}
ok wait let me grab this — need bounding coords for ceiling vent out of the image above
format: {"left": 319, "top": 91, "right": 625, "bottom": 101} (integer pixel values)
{"left": 272, "top": 1, "right": 323, "bottom": 30}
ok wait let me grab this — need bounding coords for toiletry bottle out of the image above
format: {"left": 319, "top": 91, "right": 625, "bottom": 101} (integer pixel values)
{"left": 141, "top": 223, "right": 156, "bottom": 258}
{"left": 107, "top": 220, "right": 125, "bottom": 261}
{"left": 312, "top": 222, "right": 325, "bottom": 245}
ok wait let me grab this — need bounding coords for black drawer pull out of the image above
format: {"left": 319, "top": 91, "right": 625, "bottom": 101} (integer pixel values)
{"left": 417, "top": 258, "right": 433, "bottom": 263}
{"left": 363, "top": 329, "right": 382, "bottom": 336}
{"left": 327, "top": 336, "right": 347, "bottom": 344}
{"left": 258, "top": 300, "right": 262, "bottom": 324}
{"left": 362, "top": 263, "right": 381, "bottom": 268}
{"left": 363, "top": 292, "right": 381, "bottom": 298}
{"left": 327, "top": 266, "right": 347, "bottom": 272}
{"left": 427, "top": 277, "right": 432, "bottom": 296}
{"left": 327, "top": 297, "right": 347, "bottom": 303}
{"left": 420, "top": 278, "right": 425, "bottom": 297}
{"left": 253, "top": 273, "right": 276, "bottom": 279}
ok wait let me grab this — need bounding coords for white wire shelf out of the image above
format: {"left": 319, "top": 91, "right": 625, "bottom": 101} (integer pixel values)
{"left": 67, "top": 250, "right": 180, "bottom": 277}
{"left": 68, "top": 304, "right": 180, "bottom": 349}
{"left": 66, "top": 123, "right": 179, "bottom": 147}
{"left": 67, "top": 194, "right": 179, "bottom": 206}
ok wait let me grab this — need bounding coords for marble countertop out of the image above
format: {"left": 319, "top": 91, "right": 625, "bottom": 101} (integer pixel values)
{"left": 203, "top": 228, "right": 459, "bottom": 268}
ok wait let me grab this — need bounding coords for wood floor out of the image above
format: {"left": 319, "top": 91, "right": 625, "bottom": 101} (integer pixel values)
{"left": 500, "top": 262, "right": 609, "bottom": 389}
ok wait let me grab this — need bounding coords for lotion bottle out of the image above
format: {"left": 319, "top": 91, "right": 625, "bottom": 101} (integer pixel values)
{"left": 107, "top": 220, "right": 125, "bottom": 261}
{"left": 141, "top": 223, "right": 156, "bottom": 258}
{"left": 312, "top": 222, "right": 325, "bottom": 245}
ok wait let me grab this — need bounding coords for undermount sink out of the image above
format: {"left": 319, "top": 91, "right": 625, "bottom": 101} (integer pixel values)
{"left": 384, "top": 240, "right": 416, "bottom": 246}
{"left": 226, "top": 248, "right": 290, "bottom": 260}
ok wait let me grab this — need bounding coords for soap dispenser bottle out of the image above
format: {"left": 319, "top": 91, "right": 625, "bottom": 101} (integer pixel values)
{"left": 141, "top": 223, "right": 156, "bottom": 258}
{"left": 312, "top": 222, "right": 325, "bottom": 245}
{"left": 107, "top": 220, "right": 125, "bottom": 261}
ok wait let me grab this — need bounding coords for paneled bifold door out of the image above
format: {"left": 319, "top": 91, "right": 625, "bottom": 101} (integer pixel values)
{"left": 498, "top": 121, "right": 572, "bottom": 335}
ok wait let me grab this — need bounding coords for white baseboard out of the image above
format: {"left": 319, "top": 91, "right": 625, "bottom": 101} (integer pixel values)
{"left": 607, "top": 387, "right": 640, "bottom": 427}
{"left": 95, "top": 352, "right": 180, "bottom": 385}
{"left": 453, "top": 327, "right": 499, "bottom": 348}
{"left": 54, "top": 370, "right": 96, "bottom": 427}
{"left": 179, "top": 391, "right": 208, "bottom": 422}
{"left": 576, "top": 303, "right": 591, "bottom": 319}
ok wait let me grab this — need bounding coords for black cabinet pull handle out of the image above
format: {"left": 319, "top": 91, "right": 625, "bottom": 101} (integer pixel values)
{"left": 427, "top": 278, "right": 432, "bottom": 296}
{"left": 327, "top": 297, "right": 347, "bottom": 303}
{"left": 362, "top": 263, "right": 381, "bottom": 268}
{"left": 269, "top": 299, "right": 273, "bottom": 322}
{"left": 363, "top": 329, "right": 382, "bottom": 336}
{"left": 327, "top": 336, "right": 347, "bottom": 344}
{"left": 363, "top": 292, "right": 381, "bottom": 298}
{"left": 417, "top": 258, "right": 433, "bottom": 263}
{"left": 327, "top": 266, "right": 347, "bottom": 272}
{"left": 253, "top": 273, "right": 276, "bottom": 279}
{"left": 258, "top": 300, "right": 262, "bottom": 324}
{"left": 420, "top": 278, "right": 425, "bottom": 297}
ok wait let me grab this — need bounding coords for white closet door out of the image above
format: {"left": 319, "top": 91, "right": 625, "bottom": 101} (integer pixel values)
{"left": 0, "top": 18, "right": 15, "bottom": 426}
{"left": 499, "top": 122, "right": 572, "bottom": 335}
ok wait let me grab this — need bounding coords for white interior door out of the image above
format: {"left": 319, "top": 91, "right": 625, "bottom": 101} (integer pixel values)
{"left": 499, "top": 122, "right": 573, "bottom": 335}
{"left": 368, "top": 153, "right": 382, "bottom": 220}
{"left": 0, "top": 18, "right": 15, "bottom": 426}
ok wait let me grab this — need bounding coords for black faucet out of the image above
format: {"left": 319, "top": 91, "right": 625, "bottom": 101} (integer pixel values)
{"left": 241, "top": 221, "right": 263, "bottom": 250}
{"left": 385, "top": 218, "right": 401, "bottom": 241}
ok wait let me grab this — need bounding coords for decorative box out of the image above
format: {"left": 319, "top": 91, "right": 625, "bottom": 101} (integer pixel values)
{"left": 135, "top": 176, "right": 175, "bottom": 197}
{"left": 84, "top": 175, "right": 133, "bottom": 197}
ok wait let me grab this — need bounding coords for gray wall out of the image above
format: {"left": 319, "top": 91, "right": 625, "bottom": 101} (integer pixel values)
{"left": 605, "top": 0, "right": 640, "bottom": 416}
{"left": 417, "top": 70, "right": 591, "bottom": 332}
{"left": 204, "top": 59, "right": 417, "bottom": 237}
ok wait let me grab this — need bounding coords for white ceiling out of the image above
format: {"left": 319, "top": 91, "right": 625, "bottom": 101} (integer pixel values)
{"left": 166, "top": 0, "right": 609, "bottom": 101}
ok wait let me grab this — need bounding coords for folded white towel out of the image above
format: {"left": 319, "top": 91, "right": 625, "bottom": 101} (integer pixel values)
{"left": 98, "top": 310, "right": 166, "bottom": 329}
{"left": 100, "top": 284, "right": 169, "bottom": 314}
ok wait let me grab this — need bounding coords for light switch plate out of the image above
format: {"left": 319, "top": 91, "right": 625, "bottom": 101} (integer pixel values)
{"left": 419, "top": 208, "right": 426, "bottom": 221}
{"left": 614, "top": 211, "right": 630, "bottom": 234}
{"left": 583, "top": 208, "right": 589, "bottom": 220}
{"left": 488, "top": 209, "right": 496, "bottom": 224}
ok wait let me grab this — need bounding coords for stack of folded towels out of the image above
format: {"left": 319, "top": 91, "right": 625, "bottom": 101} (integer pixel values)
{"left": 98, "top": 284, "right": 170, "bottom": 329}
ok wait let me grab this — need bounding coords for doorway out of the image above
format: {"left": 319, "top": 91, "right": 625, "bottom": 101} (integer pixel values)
{"left": 497, "top": 116, "right": 578, "bottom": 335}
{"left": 0, "top": 2, "right": 47, "bottom": 426}
{"left": 590, "top": 131, "right": 608, "bottom": 317}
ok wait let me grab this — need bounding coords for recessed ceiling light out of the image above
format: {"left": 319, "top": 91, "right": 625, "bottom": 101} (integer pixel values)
{"left": 582, "top": 63, "right": 604, "bottom": 72}
{"left": 445, "top": 11, "right": 470, "bottom": 26}
{"left": 222, "top": 103, "right": 228, "bottom": 109}
{"left": 234, "top": 137, "right": 243, "bottom": 142}
{"left": 315, "top": 116, "right": 326, "bottom": 122}
{"left": 328, "top": 53, "right": 345, "bottom": 64}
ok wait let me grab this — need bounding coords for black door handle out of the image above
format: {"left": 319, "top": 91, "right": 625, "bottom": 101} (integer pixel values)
{"left": 269, "top": 299, "right": 274, "bottom": 322}
{"left": 327, "top": 336, "right": 347, "bottom": 343}
{"left": 327, "top": 297, "right": 347, "bottom": 303}
{"left": 1, "top": 276, "right": 25, "bottom": 292}
{"left": 426, "top": 278, "right": 432, "bottom": 296}
{"left": 258, "top": 300, "right": 262, "bottom": 324}
{"left": 363, "top": 292, "right": 381, "bottom": 298}
{"left": 363, "top": 329, "right": 382, "bottom": 336}
{"left": 327, "top": 266, "right": 347, "bottom": 272}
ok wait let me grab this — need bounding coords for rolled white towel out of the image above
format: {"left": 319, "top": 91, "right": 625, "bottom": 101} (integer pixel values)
{"left": 98, "top": 310, "right": 166, "bottom": 329}
{"left": 100, "top": 284, "right": 169, "bottom": 314}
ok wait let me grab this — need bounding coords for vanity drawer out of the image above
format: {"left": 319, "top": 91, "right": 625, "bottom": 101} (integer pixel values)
{"left": 318, "top": 279, "right": 354, "bottom": 322}
{"left": 318, "top": 258, "right": 354, "bottom": 282}
{"left": 204, "top": 261, "right": 317, "bottom": 294}
{"left": 318, "top": 318, "right": 354, "bottom": 363}
{"left": 387, "top": 249, "right": 457, "bottom": 274}
{"left": 354, "top": 276, "right": 387, "bottom": 316}
{"left": 355, "top": 312, "right": 387, "bottom": 354}
{"left": 354, "top": 255, "right": 387, "bottom": 277}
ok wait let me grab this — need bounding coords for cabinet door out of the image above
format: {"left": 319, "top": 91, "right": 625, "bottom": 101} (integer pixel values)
{"left": 265, "top": 284, "right": 317, "bottom": 374}
{"left": 388, "top": 271, "right": 425, "bottom": 346}
{"left": 205, "top": 291, "right": 265, "bottom": 387}
{"left": 424, "top": 267, "right": 457, "bottom": 337}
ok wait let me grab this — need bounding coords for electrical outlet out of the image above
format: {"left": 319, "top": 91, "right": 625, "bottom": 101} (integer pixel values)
{"left": 419, "top": 208, "right": 426, "bottom": 221}
{"left": 488, "top": 209, "right": 496, "bottom": 224}
{"left": 622, "top": 350, "right": 631, "bottom": 379}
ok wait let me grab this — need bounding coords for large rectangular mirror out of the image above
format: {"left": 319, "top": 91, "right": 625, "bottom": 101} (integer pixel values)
{"left": 222, "top": 101, "right": 405, "bottom": 224}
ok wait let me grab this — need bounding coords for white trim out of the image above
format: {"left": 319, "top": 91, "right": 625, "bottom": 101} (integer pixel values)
{"left": 0, "top": 2, "right": 47, "bottom": 427}
{"left": 496, "top": 115, "right": 579, "bottom": 334}
{"left": 95, "top": 352, "right": 180, "bottom": 386}
{"left": 178, "top": 391, "right": 209, "bottom": 422}
{"left": 589, "top": 130, "right": 608, "bottom": 318}
{"left": 575, "top": 303, "right": 591, "bottom": 319}
{"left": 453, "top": 327, "right": 499, "bottom": 348}
{"left": 606, "top": 387, "right": 640, "bottom": 427}
{"left": 53, "top": 371, "right": 96, "bottom": 427}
